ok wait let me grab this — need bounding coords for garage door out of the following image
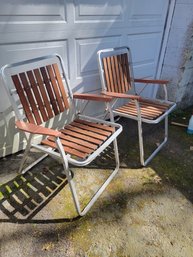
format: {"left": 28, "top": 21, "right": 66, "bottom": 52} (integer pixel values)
{"left": 0, "top": 0, "right": 170, "bottom": 157}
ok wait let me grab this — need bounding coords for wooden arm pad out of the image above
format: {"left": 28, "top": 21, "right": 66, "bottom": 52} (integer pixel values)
{"left": 102, "top": 91, "right": 141, "bottom": 100}
{"left": 134, "top": 78, "right": 169, "bottom": 85}
{"left": 16, "top": 121, "right": 61, "bottom": 137}
{"left": 73, "top": 93, "right": 113, "bottom": 102}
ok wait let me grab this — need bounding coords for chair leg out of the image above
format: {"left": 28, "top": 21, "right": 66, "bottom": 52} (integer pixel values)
{"left": 137, "top": 114, "right": 145, "bottom": 166}
{"left": 18, "top": 134, "right": 33, "bottom": 173}
{"left": 56, "top": 137, "right": 120, "bottom": 216}
{"left": 18, "top": 134, "right": 48, "bottom": 174}
{"left": 108, "top": 103, "right": 120, "bottom": 167}
{"left": 137, "top": 116, "right": 168, "bottom": 166}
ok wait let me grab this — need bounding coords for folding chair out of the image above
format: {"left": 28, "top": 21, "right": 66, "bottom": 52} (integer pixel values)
{"left": 0, "top": 54, "right": 122, "bottom": 216}
{"left": 97, "top": 46, "right": 176, "bottom": 166}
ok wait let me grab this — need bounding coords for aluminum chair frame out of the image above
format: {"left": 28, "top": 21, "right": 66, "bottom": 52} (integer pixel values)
{"left": 1, "top": 54, "right": 122, "bottom": 216}
{"left": 97, "top": 46, "right": 176, "bottom": 166}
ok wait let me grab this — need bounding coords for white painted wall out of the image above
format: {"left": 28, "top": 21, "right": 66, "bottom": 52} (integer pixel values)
{"left": 0, "top": 0, "right": 170, "bottom": 157}
{"left": 160, "top": 0, "right": 193, "bottom": 106}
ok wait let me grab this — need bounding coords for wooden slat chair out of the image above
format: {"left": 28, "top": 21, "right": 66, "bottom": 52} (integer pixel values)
{"left": 97, "top": 46, "right": 176, "bottom": 166}
{"left": 1, "top": 54, "right": 122, "bottom": 216}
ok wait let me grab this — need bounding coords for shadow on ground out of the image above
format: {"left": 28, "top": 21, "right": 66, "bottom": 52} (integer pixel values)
{"left": 0, "top": 167, "right": 74, "bottom": 223}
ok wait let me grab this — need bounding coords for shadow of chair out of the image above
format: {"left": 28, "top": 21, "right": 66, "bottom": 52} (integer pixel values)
{"left": 0, "top": 165, "right": 70, "bottom": 222}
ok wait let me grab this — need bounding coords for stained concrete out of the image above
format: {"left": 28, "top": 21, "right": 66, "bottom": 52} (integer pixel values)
{"left": 0, "top": 116, "right": 193, "bottom": 257}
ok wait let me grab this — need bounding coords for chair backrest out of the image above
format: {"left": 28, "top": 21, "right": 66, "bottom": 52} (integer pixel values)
{"left": 97, "top": 47, "right": 135, "bottom": 94}
{"left": 1, "top": 55, "right": 72, "bottom": 125}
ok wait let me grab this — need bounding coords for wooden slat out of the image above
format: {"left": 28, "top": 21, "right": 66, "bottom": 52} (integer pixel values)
{"left": 134, "top": 78, "right": 169, "bottom": 85}
{"left": 40, "top": 67, "right": 59, "bottom": 115}
{"left": 106, "top": 57, "right": 115, "bottom": 92}
{"left": 123, "top": 103, "right": 161, "bottom": 115}
{"left": 114, "top": 55, "right": 121, "bottom": 93}
{"left": 59, "top": 133, "right": 98, "bottom": 150}
{"left": 116, "top": 105, "right": 160, "bottom": 119}
{"left": 126, "top": 102, "right": 164, "bottom": 115}
{"left": 71, "top": 121, "right": 111, "bottom": 136}
{"left": 117, "top": 54, "right": 125, "bottom": 93}
{"left": 11, "top": 75, "right": 35, "bottom": 124}
{"left": 132, "top": 107, "right": 163, "bottom": 116}
{"left": 41, "top": 139, "right": 87, "bottom": 159}
{"left": 120, "top": 54, "right": 126, "bottom": 92}
{"left": 40, "top": 116, "right": 117, "bottom": 159}
{"left": 64, "top": 125, "right": 107, "bottom": 141}
{"left": 73, "top": 93, "right": 112, "bottom": 102}
{"left": 33, "top": 68, "right": 54, "bottom": 119}
{"left": 16, "top": 120, "right": 61, "bottom": 137}
{"left": 103, "top": 91, "right": 140, "bottom": 100}
{"left": 139, "top": 105, "right": 164, "bottom": 115}
{"left": 75, "top": 119, "right": 115, "bottom": 132}
{"left": 140, "top": 102, "right": 168, "bottom": 112}
{"left": 46, "top": 65, "right": 65, "bottom": 112}
{"left": 19, "top": 72, "right": 42, "bottom": 125}
{"left": 139, "top": 99, "right": 170, "bottom": 110}
{"left": 119, "top": 98, "right": 169, "bottom": 112}
{"left": 103, "top": 58, "right": 111, "bottom": 92}
{"left": 125, "top": 106, "right": 162, "bottom": 117}
{"left": 48, "top": 136, "right": 93, "bottom": 154}
{"left": 52, "top": 63, "right": 69, "bottom": 109}
{"left": 121, "top": 54, "right": 129, "bottom": 92}
{"left": 60, "top": 129, "right": 102, "bottom": 145}
{"left": 116, "top": 106, "right": 155, "bottom": 119}
{"left": 123, "top": 53, "right": 131, "bottom": 91}
{"left": 27, "top": 70, "right": 49, "bottom": 122}
{"left": 138, "top": 101, "right": 167, "bottom": 110}
{"left": 110, "top": 56, "right": 118, "bottom": 92}
{"left": 116, "top": 105, "right": 150, "bottom": 117}
{"left": 140, "top": 101, "right": 169, "bottom": 109}
{"left": 110, "top": 56, "right": 118, "bottom": 93}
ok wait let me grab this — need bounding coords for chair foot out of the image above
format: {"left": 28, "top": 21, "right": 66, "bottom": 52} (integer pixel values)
{"left": 77, "top": 165, "right": 119, "bottom": 216}
{"left": 141, "top": 137, "right": 167, "bottom": 166}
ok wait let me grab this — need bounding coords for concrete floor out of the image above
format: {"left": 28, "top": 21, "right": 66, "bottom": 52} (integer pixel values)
{"left": 0, "top": 118, "right": 193, "bottom": 257}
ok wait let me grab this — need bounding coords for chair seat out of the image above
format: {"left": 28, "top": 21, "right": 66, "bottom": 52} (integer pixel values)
{"left": 41, "top": 119, "right": 115, "bottom": 159}
{"left": 115, "top": 99, "right": 172, "bottom": 120}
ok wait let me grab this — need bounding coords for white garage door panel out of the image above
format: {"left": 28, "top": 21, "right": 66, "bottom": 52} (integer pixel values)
{"left": 0, "top": 42, "right": 69, "bottom": 72}
{"left": 74, "top": 0, "right": 123, "bottom": 22}
{"left": 0, "top": 0, "right": 170, "bottom": 157}
{"left": 128, "top": 33, "right": 162, "bottom": 63}
{"left": 0, "top": 0, "right": 66, "bottom": 21}
{"left": 76, "top": 36, "right": 121, "bottom": 77}
{"left": 127, "top": 32, "right": 163, "bottom": 97}
{"left": 74, "top": 35, "right": 121, "bottom": 93}
{"left": 130, "top": 0, "right": 167, "bottom": 17}
{"left": 129, "top": 0, "right": 168, "bottom": 27}
{"left": 0, "top": 0, "right": 66, "bottom": 34}
{"left": 133, "top": 64, "right": 156, "bottom": 79}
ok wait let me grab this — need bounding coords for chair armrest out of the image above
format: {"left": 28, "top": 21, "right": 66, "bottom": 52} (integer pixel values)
{"left": 102, "top": 91, "right": 141, "bottom": 100}
{"left": 73, "top": 93, "right": 113, "bottom": 102}
{"left": 134, "top": 79, "right": 169, "bottom": 85}
{"left": 15, "top": 121, "right": 61, "bottom": 137}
